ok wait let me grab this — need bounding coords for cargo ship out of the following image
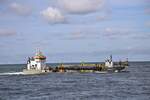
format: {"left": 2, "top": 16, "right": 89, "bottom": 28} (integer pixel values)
{"left": 23, "top": 51, "right": 129, "bottom": 75}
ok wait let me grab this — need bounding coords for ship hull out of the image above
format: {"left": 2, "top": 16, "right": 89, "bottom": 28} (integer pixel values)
{"left": 107, "top": 66, "right": 126, "bottom": 72}
{"left": 23, "top": 69, "right": 51, "bottom": 75}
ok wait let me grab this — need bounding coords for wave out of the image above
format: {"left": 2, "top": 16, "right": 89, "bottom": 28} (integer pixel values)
{"left": 0, "top": 72, "right": 24, "bottom": 75}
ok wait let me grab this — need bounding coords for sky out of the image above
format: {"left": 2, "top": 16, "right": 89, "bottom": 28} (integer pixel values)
{"left": 0, "top": 0, "right": 150, "bottom": 64}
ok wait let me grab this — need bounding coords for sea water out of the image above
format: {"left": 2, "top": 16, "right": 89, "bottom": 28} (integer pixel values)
{"left": 0, "top": 62, "right": 150, "bottom": 100}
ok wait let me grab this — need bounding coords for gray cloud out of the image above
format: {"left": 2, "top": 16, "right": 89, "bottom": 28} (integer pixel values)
{"left": 58, "top": 0, "right": 105, "bottom": 14}
{"left": 47, "top": 46, "right": 150, "bottom": 62}
{"left": 131, "top": 33, "right": 150, "bottom": 39}
{"left": 102, "top": 27, "right": 132, "bottom": 39}
{"left": 64, "top": 31, "right": 87, "bottom": 40}
{"left": 101, "top": 27, "right": 150, "bottom": 40}
{"left": 55, "top": 26, "right": 150, "bottom": 40}
{"left": 0, "top": 29, "right": 17, "bottom": 37}
{"left": 60, "top": 28, "right": 101, "bottom": 40}
{"left": 0, "top": 0, "right": 8, "bottom": 4}
{"left": 145, "top": 8, "right": 150, "bottom": 14}
{"left": 146, "top": 21, "right": 150, "bottom": 27}
{"left": 144, "top": 0, "right": 150, "bottom": 15}
{"left": 9, "top": 2, "right": 32, "bottom": 16}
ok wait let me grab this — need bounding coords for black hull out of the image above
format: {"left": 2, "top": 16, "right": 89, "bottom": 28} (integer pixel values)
{"left": 57, "top": 65, "right": 126, "bottom": 73}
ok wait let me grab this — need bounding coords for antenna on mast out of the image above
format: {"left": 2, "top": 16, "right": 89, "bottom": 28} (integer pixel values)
{"left": 35, "top": 48, "right": 41, "bottom": 55}
{"left": 110, "top": 55, "right": 112, "bottom": 61}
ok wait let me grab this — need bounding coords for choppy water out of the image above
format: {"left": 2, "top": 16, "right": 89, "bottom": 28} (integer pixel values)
{"left": 0, "top": 62, "right": 150, "bottom": 100}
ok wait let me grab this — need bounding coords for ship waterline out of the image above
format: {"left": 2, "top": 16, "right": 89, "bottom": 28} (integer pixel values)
{"left": 23, "top": 69, "right": 52, "bottom": 75}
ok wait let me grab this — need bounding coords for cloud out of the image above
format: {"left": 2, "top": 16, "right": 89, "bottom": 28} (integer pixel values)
{"left": 58, "top": 0, "right": 104, "bottom": 14}
{"left": 9, "top": 2, "right": 32, "bottom": 16}
{"left": 103, "top": 27, "right": 150, "bottom": 40}
{"left": 60, "top": 28, "right": 100, "bottom": 40}
{"left": 145, "top": 8, "right": 150, "bottom": 14}
{"left": 145, "top": 0, "right": 150, "bottom": 2}
{"left": 131, "top": 33, "right": 150, "bottom": 39}
{"left": 41, "top": 7, "right": 66, "bottom": 24}
{"left": 0, "top": 0, "right": 8, "bottom": 4}
{"left": 93, "top": 47, "right": 150, "bottom": 57}
{"left": 0, "top": 29, "right": 17, "bottom": 37}
{"left": 109, "top": 0, "right": 144, "bottom": 7}
{"left": 146, "top": 21, "right": 150, "bottom": 27}
{"left": 65, "top": 31, "right": 86, "bottom": 40}
{"left": 102, "top": 27, "right": 130, "bottom": 38}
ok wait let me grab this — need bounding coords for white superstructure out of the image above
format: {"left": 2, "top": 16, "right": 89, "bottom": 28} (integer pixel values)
{"left": 27, "top": 50, "right": 46, "bottom": 71}
{"left": 105, "top": 55, "right": 113, "bottom": 68}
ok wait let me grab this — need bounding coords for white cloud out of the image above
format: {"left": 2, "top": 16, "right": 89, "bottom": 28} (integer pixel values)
{"left": 41, "top": 7, "right": 65, "bottom": 24}
{"left": 0, "top": 29, "right": 17, "bottom": 37}
{"left": 58, "top": 0, "right": 104, "bottom": 14}
{"left": 9, "top": 2, "right": 31, "bottom": 16}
